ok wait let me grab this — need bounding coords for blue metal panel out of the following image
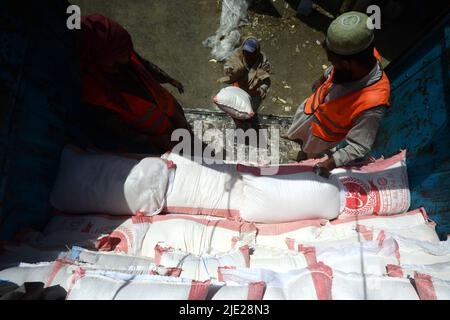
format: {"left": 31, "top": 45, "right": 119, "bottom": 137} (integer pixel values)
{"left": 372, "top": 13, "right": 450, "bottom": 238}
{"left": 0, "top": 1, "right": 82, "bottom": 240}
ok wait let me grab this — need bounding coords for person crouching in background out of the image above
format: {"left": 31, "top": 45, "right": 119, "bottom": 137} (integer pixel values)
{"left": 218, "top": 37, "right": 271, "bottom": 130}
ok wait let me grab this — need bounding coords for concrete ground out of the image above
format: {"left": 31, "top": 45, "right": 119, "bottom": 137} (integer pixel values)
{"left": 71, "top": 0, "right": 331, "bottom": 117}
{"left": 70, "top": 0, "right": 443, "bottom": 117}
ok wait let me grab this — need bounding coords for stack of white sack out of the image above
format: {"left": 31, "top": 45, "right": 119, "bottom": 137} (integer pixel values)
{"left": 66, "top": 270, "right": 267, "bottom": 300}
{"left": 18, "top": 208, "right": 438, "bottom": 261}
{"left": 49, "top": 147, "right": 411, "bottom": 225}
{"left": 0, "top": 258, "right": 180, "bottom": 292}
{"left": 50, "top": 146, "right": 175, "bottom": 216}
{"left": 17, "top": 213, "right": 257, "bottom": 258}
{"left": 255, "top": 207, "right": 438, "bottom": 249}
{"left": 0, "top": 255, "right": 268, "bottom": 300}
{"left": 146, "top": 234, "right": 448, "bottom": 282}
{"left": 2, "top": 213, "right": 448, "bottom": 299}
{"left": 6, "top": 145, "right": 449, "bottom": 301}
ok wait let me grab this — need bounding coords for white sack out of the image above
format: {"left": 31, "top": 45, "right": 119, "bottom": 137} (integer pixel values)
{"left": 255, "top": 208, "right": 438, "bottom": 249}
{"left": 213, "top": 86, "right": 254, "bottom": 119}
{"left": 208, "top": 282, "right": 266, "bottom": 300}
{"left": 249, "top": 245, "right": 310, "bottom": 272}
{"left": 24, "top": 214, "right": 145, "bottom": 254}
{"left": 387, "top": 263, "right": 450, "bottom": 281}
{"left": 297, "top": 237, "right": 399, "bottom": 275}
{"left": 66, "top": 272, "right": 210, "bottom": 300}
{"left": 155, "top": 243, "right": 250, "bottom": 281}
{"left": 334, "top": 151, "right": 410, "bottom": 218}
{"left": 240, "top": 172, "right": 343, "bottom": 223}
{"left": 221, "top": 263, "right": 333, "bottom": 300}
{"left": 163, "top": 152, "right": 244, "bottom": 218}
{"left": 50, "top": 146, "right": 174, "bottom": 215}
{"left": 137, "top": 215, "right": 257, "bottom": 258}
{"left": 414, "top": 273, "right": 450, "bottom": 300}
{"left": 331, "top": 270, "right": 419, "bottom": 300}
{"left": 394, "top": 236, "right": 450, "bottom": 265}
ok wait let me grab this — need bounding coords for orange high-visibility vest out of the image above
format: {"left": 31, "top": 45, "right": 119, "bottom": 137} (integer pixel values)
{"left": 82, "top": 51, "right": 175, "bottom": 135}
{"left": 303, "top": 49, "right": 390, "bottom": 142}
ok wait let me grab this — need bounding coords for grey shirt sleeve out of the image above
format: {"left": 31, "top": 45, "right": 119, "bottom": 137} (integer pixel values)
{"left": 332, "top": 105, "right": 386, "bottom": 167}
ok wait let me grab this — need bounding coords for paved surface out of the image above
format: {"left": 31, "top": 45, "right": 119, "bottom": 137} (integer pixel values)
{"left": 71, "top": 0, "right": 437, "bottom": 117}
{"left": 71, "top": 0, "right": 331, "bottom": 116}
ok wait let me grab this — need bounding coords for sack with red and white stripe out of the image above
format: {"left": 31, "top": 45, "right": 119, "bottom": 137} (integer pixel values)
{"left": 255, "top": 208, "right": 438, "bottom": 250}
{"left": 221, "top": 265, "right": 420, "bottom": 300}
{"left": 248, "top": 245, "right": 311, "bottom": 272}
{"left": 333, "top": 151, "right": 410, "bottom": 218}
{"left": 331, "top": 269, "right": 419, "bottom": 300}
{"left": 287, "top": 235, "right": 400, "bottom": 276}
{"left": 0, "top": 261, "right": 72, "bottom": 290}
{"left": 65, "top": 270, "right": 211, "bottom": 300}
{"left": 392, "top": 236, "right": 450, "bottom": 265}
{"left": 135, "top": 214, "right": 257, "bottom": 258}
{"left": 387, "top": 262, "right": 450, "bottom": 281}
{"left": 18, "top": 213, "right": 147, "bottom": 255}
{"left": 221, "top": 263, "right": 333, "bottom": 300}
{"left": 65, "top": 246, "right": 154, "bottom": 271}
{"left": 324, "top": 207, "right": 438, "bottom": 243}
{"left": 413, "top": 273, "right": 450, "bottom": 300}
{"left": 208, "top": 282, "right": 266, "bottom": 300}
{"left": 238, "top": 151, "right": 410, "bottom": 219}
{"left": 28, "top": 214, "right": 257, "bottom": 257}
{"left": 226, "top": 238, "right": 312, "bottom": 272}
{"left": 162, "top": 152, "right": 244, "bottom": 218}
{"left": 154, "top": 242, "right": 250, "bottom": 281}
{"left": 0, "top": 258, "right": 182, "bottom": 293}
{"left": 65, "top": 247, "right": 182, "bottom": 277}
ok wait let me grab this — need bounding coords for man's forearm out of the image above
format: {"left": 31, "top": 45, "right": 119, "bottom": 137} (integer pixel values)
{"left": 332, "top": 106, "right": 386, "bottom": 167}
{"left": 332, "top": 140, "right": 370, "bottom": 167}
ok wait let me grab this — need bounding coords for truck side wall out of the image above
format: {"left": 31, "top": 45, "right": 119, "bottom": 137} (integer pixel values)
{"left": 373, "top": 12, "right": 450, "bottom": 237}
{"left": 0, "top": 0, "right": 82, "bottom": 239}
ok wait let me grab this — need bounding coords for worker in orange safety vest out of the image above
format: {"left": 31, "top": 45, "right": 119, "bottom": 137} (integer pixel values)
{"left": 286, "top": 11, "right": 390, "bottom": 178}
